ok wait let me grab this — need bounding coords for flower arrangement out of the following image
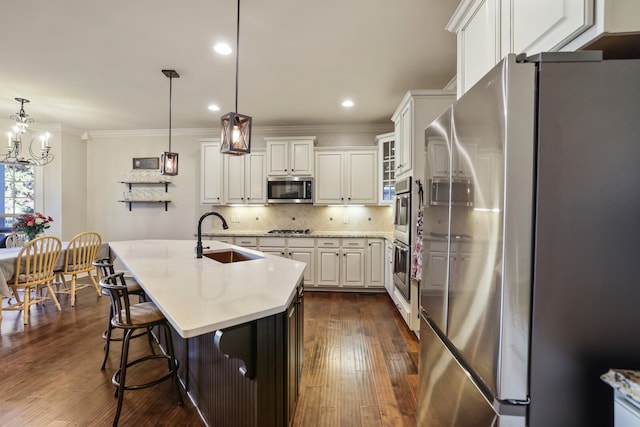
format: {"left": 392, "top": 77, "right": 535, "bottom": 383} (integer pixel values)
{"left": 13, "top": 212, "right": 54, "bottom": 240}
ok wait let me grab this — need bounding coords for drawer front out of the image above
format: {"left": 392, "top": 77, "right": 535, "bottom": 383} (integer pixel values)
{"left": 342, "top": 238, "right": 366, "bottom": 249}
{"left": 317, "top": 238, "right": 340, "bottom": 248}
{"left": 259, "top": 237, "right": 287, "bottom": 247}
{"left": 235, "top": 236, "right": 258, "bottom": 247}
{"left": 287, "top": 237, "right": 315, "bottom": 248}
{"left": 210, "top": 236, "right": 234, "bottom": 244}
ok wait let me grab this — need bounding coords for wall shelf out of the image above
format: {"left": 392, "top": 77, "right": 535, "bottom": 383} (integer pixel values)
{"left": 119, "top": 181, "right": 170, "bottom": 211}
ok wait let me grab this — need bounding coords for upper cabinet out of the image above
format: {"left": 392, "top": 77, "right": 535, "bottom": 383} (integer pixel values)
{"left": 391, "top": 90, "right": 456, "bottom": 180}
{"left": 314, "top": 149, "right": 378, "bottom": 205}
{"left": 506, "top": 0, "right": 593, "bottom": 56}
{"left": 448, "top": 0, "right": 640, "bottom": 97}
{"left": 376, "top": 132, "right": 395, "bottom": 205}
{"left": 265, "top": 137, "right": 316, "bottom": 176}
{"left": 200, "top": 138, "right": 223, "bottom": 205}
{"left": 223, "top": 151, "right": 266, "bottom": 205}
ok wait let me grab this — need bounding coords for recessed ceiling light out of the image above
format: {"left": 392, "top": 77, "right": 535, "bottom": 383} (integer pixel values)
{"left": 214, "top": 43, "right": 232, "bottom": 55}
{"left": 208, "top": 104, "right": 220, "bottom": 111}
{"left": 342, "top": 99, "right": 354, "bottom": 108}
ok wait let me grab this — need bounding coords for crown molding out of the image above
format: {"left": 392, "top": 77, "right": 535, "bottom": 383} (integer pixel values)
{"left": 84, "top": 123, "right": 393, "bottom": 140}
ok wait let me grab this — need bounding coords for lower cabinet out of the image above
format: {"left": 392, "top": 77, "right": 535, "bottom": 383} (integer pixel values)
{"left": 315, "top": 238, "right": 384, "bottom": 289}
{"left": 259, "top": 237, "right": 315, "bottom": 286}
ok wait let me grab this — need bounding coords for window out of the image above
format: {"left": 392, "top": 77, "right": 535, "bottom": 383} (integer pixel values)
{"left": 1, "top": 163, "right": 35, "bottom": 232}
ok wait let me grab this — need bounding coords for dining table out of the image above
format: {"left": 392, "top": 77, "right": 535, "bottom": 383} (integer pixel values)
{"left": 0, "top": 241, "right": 110, "bottom": 298}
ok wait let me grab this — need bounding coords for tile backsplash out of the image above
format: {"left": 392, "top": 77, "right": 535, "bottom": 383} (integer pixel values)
{"left": 203, "top": 205, "right": 393, "bottom": 233}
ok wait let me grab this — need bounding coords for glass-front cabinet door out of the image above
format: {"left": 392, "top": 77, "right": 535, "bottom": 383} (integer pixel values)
{"left": 376, "top": 132, "right": 395, "bottom": 204}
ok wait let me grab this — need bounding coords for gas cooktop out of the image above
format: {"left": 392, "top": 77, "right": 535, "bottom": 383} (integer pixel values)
{"left": 267, "top": 229, "right": 311, "bottom": 235}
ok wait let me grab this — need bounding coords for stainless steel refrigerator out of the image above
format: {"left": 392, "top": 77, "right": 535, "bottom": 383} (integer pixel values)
{"left": 418, "top": 52, "right": 640, "bottom": 427}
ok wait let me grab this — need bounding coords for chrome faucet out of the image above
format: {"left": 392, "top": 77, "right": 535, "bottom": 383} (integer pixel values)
{"left": 196, "top": 211, "right": 229, "bottom": 258}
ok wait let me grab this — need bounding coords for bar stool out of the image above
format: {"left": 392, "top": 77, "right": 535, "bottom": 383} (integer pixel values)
{"left": 93, "top": 258, "right": 149, "bottom": 370}
{"left": 99, "top": 272, "right": 183, "bottom": 426}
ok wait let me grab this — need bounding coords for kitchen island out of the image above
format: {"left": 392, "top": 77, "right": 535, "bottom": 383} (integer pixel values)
{"left": 109, "top": 239, "right": 306, "bottom": 427}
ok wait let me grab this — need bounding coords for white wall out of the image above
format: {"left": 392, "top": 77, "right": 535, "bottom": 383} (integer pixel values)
{"left": 86, "top": 124, "right": 392, "bottom": 242}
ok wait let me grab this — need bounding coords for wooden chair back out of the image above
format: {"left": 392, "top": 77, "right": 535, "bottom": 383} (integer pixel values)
{"left": 62, "top": 231, "right": 102, "bottom": 274}
{"left": 14, "top": 236, "right": 62, "bottom": 287}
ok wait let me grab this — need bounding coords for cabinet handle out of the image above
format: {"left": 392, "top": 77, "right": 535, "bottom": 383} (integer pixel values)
{"left": 289, "top": 252, "right": 292, "bottom": 256}
{"left": 336, "top": 253, "right": 339, "bottom": 256}
{"left": 281, "top": 252, "right": 285, "bottom": 256}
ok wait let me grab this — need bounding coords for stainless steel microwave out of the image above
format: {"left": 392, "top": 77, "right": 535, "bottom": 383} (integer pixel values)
{"left": 267, "top": 177, "right": 313, "bottom": 203}
{"left": 430, "top": 178, "right": 474, "bottom": 207}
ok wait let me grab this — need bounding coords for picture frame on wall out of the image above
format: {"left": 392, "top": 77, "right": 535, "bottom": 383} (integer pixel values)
{"left": 132, "top": 157, "right": 160, "bottom": 170}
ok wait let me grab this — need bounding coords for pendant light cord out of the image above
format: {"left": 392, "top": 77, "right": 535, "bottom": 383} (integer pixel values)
{"left": 235, "top": 0, "right": 240, "bottom": 113}
{"left": 169, "top": 75, "right": 173, "bottom": 152}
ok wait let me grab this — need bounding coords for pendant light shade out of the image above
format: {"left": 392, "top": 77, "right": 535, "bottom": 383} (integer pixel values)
{"left": 220, "top": 112, "right": 251, "bottom": 155}
{"left": 220, "top": 0, "right": 252, "bottom": 155}
{"left": 161, "top": 69, "right": 179, "bottom": 175}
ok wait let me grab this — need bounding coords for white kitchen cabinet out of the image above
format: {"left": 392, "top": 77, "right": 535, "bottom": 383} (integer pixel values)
{"left": 391, "top": 91, "right": 456, "bottom": 180}
{"left": 446, "top": 0, "right": 501, "bottom": 98}
{"left": 315, "top": 238, "right": 365, "bottom": 288}
{"left": 341, "top": 238, "right": 365, "bottom": 287}
{"left": 200, "top": 139, "right": 223, "bottom": 205}
{"left": 265, "top": 137, "right": 315, "bottom": 176}
{"left": 259, "top": 236, "right": 287, "bottom": 257}
{"left": 614, "top": 389, "right": 640, "bottom": 427}
{"left": 234, "top": 236, "right": 258, "bottom": 249}
{"left": 314, "top": 149, "right": 378, "bottom": 205}
{"left": 384, "top": 240, "right": 396, "bottom": 300}
{"left": 376, "top": 132, "right": 395, "bottom": 205}
{"left": 259, "top": 237, "right": 315, "bottom": 286}
{"left": 287, "top": 238, "right": 315, "bottom": 286}
{"left": 505, "top": 0, "right": 593, "bottom": 56}
{"left": 427, "top": 140, "right": 477, "bottom": 179}
{"left": 223, "top": 151, "right": 266, "bottom": 205}
{"left": 316, "top": 239, "right": 341, "bottom": 287}
{"left": 448, "top": 0, "right": 640, "bottom": 98}
{"left": 563, "top": 0, "right": 640, "bottom": 51}
{"left": 365, "top": 239, "right": 385, "bottom": 289}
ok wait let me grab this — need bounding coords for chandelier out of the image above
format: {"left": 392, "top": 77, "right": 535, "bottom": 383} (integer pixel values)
{"left": 3, "top": 98, "right": 53, "bottom": 166}
{"left": 0, "top": 98, "right": 53, "bottom": 166}
{"left": 220, "top": 0, "right": 252, "bottom": 155}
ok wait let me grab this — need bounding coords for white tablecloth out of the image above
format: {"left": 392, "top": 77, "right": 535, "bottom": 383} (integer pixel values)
{"left": 0, "top": 242, "right": 110, "bottom": 298}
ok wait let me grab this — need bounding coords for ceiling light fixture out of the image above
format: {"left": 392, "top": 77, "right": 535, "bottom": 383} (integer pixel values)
{"left": 3, "top": 98, "right": 53, "bottom": 166}
{"left": 160, "top": 69, "right": 180, "bottom": 176}
{"left": 342, "top": 99, "right": 355, "bottom": 108}
{"left": 214, "top": 43, "right": 232, "bottom": 55}
{"left": 220, "top": 0, "right": 252, "bottom": 155}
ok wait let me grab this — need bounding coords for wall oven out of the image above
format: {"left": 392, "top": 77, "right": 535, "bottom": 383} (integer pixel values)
{"left": 393, "top": 240, "right": 411, "bottom": 301}
{"left": 393, "top": 176, "right": 411, "bottom": 245}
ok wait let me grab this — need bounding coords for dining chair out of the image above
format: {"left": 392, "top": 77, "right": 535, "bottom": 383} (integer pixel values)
{"left": 99, "top": 272, "right": 183, "bottom": 426}
{"left": 93, "top": 258, "right": 149, "bottom": 370}
{"left": 4, "top": 235, "right": 63, "bottom": 325}
{"left": 5, "top": 231, "right": 27, "bottom": 248}
{"left": 55, "top": 231, "right": 102, "bottom": 306}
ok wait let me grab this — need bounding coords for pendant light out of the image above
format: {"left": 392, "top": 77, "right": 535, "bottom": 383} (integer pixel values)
{"left": 220, "top": 0, "right": 252, "bottom": 155}
{"left": 161, "top": 69, "right": 180, "bottom": 175}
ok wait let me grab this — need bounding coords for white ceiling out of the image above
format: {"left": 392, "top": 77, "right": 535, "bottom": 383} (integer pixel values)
{"left": 0, "top": 0, "right": 460, "bottom": 132}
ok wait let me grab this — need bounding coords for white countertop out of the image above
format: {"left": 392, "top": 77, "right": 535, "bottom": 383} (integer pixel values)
{"left": 109, "top": 239, "right": 306, "bottom": 339}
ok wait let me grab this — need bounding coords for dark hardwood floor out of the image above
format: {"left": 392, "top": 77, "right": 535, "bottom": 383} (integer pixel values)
{"left": 0, "top": 284, "right": 419, "bottom": 426}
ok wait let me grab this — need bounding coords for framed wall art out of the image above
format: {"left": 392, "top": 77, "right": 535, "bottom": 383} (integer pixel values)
{"left": 132, "top": 157, "right": 160, "bottom": 170}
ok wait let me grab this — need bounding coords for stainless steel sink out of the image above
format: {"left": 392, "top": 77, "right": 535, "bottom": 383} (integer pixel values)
{"left": 202, "top": 249, "right": 263, "bottom": 263}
